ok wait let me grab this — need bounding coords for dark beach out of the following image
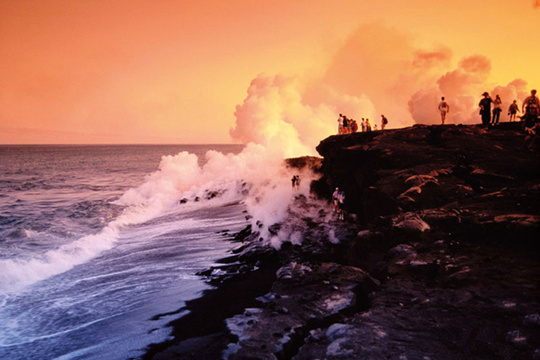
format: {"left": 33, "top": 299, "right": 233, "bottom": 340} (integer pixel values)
{"left": 144, "top": 123, "right": 540, "bottom": 360}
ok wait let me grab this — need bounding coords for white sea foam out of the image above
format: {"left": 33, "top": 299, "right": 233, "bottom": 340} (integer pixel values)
{"left": 0, "top": 140, "right": 319, "bottom": 295}
{"left": 0, "top": 191, "right": 203, "bottom": 294}
{"left": 116, "top": 142, "right": 320, "bottom": 247}
{"left": 0, "top": 225, "right": 117, "bottom": 294}
{"left": 0, "top": 312, "right": 120, "bottom": 347}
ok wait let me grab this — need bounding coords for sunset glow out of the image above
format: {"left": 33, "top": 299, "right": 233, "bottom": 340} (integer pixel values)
{"left": 1, "top": 0, "right": 539, "bottom": 146}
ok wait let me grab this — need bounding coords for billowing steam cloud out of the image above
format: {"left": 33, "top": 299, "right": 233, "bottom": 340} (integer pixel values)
{"left": 116, "top": 142, "right": 323, "bottom": 249}
{"left": 230, "top": 22, "right": 531, "bottom": 156}
{"left": 230, "top": 74, "right": 373, "bottom": 158}
{"left": 121, "top": 21, "right": 533, "bottom": 254}
{"left": 409, "top": 55, "right": 529, "bottom": 125}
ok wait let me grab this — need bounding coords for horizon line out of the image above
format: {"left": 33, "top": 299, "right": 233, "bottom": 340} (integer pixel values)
{"left": 0, "top": 143, "right": 244, "bottom": 146}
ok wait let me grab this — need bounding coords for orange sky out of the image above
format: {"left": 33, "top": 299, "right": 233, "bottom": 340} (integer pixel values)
{"left": 1, "top": 0, "right": 539, "bottom": 145}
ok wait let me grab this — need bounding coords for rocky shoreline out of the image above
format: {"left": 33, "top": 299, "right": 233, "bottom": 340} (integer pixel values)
{"left": 144, "top": 123, "right": 539, "bottom": 360}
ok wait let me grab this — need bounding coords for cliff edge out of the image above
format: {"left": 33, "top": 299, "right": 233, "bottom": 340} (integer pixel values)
{"left": 145, "top": 123, "right": 540, "bottom": 360}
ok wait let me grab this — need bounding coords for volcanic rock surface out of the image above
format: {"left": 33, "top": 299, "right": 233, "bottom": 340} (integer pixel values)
{"left": 145, "top": 123, "right": 539, "bottom": 360}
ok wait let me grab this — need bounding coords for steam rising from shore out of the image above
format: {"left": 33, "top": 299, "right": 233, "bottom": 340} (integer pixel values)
{"left": 3, "top": 20, "right": 535, "bottom": 295}
{"left": 117, "top": 142, "right": 321, "bottom": 248}
{"left": 230, "top": 75, "right": 373, "bottom": 157}
{"left": 0, "top": 143, "right": 321, "bottom": 294}
{"left": 218, "top": 22, "right": 534, "bottom": 252}
{"left": 230, "top": 22, "right": 531, "bottom": 145}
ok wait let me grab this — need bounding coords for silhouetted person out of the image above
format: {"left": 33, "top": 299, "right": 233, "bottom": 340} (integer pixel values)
{"left": 522, "top": 89, "right": 540, "bottom": 130}
{"left": 332, "top": 187, "right": 340, "bottom": 213}
{"left": 508, "top": 100, "right": 520, "bottom": 121}
{"left": 491, "top": 94, "right": 502, "bottom": 124}
{"left": 337, "top": 114, "right": 343, "bottom": 134}
{"left": 479, "top": 92, "right": 492, "bottom": 127}
{"left": 337, "top": 190, "right": 346, "bottom": 220}
{"left": 522, "top": 89, "right": 540, "bottom": 116}
{"left": 438, "top": 97, "right": 450, "bottom": 124}
{"left": 351, "top": 119, "right": 358, "bottom": 133}
{"left": 342, "top": 115, "right": 350, "bottom": 134}
{"left": 381, "top": 115, "right": 388, "bottom": 130}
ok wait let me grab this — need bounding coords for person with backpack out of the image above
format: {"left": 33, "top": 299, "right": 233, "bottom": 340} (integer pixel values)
{"left": 381, "top": 115, "right": 388, "bottom": 130}
{"left": 522, "top": 89, "right": 540, "bottom": 117}
{"left": 522, "top": 89, "right": 540, "bottom": 130}
{"left": 508, "top": 100, "right": 520, "bottom": 121}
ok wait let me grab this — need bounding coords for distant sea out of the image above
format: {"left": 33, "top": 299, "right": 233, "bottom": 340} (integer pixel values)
{"left": 0, "top": 144, "right": 247, "bottom": 360}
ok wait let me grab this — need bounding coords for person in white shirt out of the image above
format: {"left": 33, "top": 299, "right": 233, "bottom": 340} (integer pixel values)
{"left": 332, "top": 187, "right": 340, "bottom": 213}
{"left": 437, "top": 97, "right": 450, "bottom": 124}
{"left": 491, "top": 94, "right": 502, "bottom": 124}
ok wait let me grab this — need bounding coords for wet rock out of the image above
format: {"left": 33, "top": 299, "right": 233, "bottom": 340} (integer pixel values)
{"left": 325, "top": 323, "right": 353, "bottom": 341}
{"left": 222, "top": 262, "right": 377, "bottom": 359}
{"left": 524, "top": 314, "right": 540, "bottom": 328}
{"left": 356, "top": 229, "right": 373, "bottom": 238}
{"left": 326, "top": 336, "right": 354, "bottom": 358}
{"left": 393, "top": 214, "right": 430, "bottom": 232}
{"left": 446, "top": 267, "right": 472, "bottom": 282}
{"left": 493, "top": 214, "right": 540, "bottom": 228}
{"left": 506, "top": 330, "right": 528, "bottom": 349}
{"left": 388, "top": 244, "right": 417, "bottom": 260}
{"left": 404, "top": 174, "right": 437, "bottom": 187}
{"left": 275, "top": 262, "right": 312, "bottom": 281}
{"left": 146, "top": 124, "right": 540, "bottom": 360}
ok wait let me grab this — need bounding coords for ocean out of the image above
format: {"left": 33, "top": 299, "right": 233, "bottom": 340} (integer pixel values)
{"left": 0, "top": 144, "right": 259, "bottom": 360}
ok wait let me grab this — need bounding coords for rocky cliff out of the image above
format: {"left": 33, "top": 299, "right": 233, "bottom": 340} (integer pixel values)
{"left": 145, "top": 123, "right": 540, "bottom": 360}
{"left": 315, "top": 123, "right": 538, "bottom": 229}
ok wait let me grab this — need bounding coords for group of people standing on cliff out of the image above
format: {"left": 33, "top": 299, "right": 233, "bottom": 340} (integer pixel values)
{"left": 478, "top": 93, "right": 504, "bottom": 126}
{"left": 478, "top": 89, "right": 539, "bottom": 131}
{"left": 337, "top": 114, "right": 388, "bottom": 134}
{"left": 436, "top": 89, "right": 539, "bottom": 130}
{"left": 338, "top": 89, "right": 538, "bottom": 133}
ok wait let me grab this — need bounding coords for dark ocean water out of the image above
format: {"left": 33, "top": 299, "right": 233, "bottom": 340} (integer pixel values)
{"left": 0, "top": 144, "right": 248, "bottom": 360}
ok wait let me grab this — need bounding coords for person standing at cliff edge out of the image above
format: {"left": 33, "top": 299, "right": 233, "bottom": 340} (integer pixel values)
{"left": 381, "top": 115, "right": 388, "bottom": 130}
{"left": 438, "top": 97, "right": 450, "bottom": 124}
{"left": 365, "top": 119, "right": 372, "bottom": 132}
{"left": 479, "top": 92, "right": 493, "bottom": 127}
{"left": 491, "top": 94, "right": 502, "bottom": 125}
{"left": 508, "top": 100, "right": 520, "bottom": 121}
{"left": 522, "top": 89, "right": 540, "bottom": 134}
{"left": 522, "top": 89, "right": 540, "bottom": 122}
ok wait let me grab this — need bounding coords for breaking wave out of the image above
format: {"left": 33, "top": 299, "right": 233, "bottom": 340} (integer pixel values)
{"left": 0, "top": 143, "right": 318, "bottom": 295}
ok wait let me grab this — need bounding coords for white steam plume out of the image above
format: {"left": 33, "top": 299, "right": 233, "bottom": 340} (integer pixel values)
{"left": 230, "top": 74, "right": 374, "bottom": 157}
{"left": 409, "top": 56, "right": 530, "bottom": 125}
{"left": 117, "top": 143, "right": 322, "bottom": 249}
{"left": 230, "top": 22, "right": 533, "bottom": 139}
